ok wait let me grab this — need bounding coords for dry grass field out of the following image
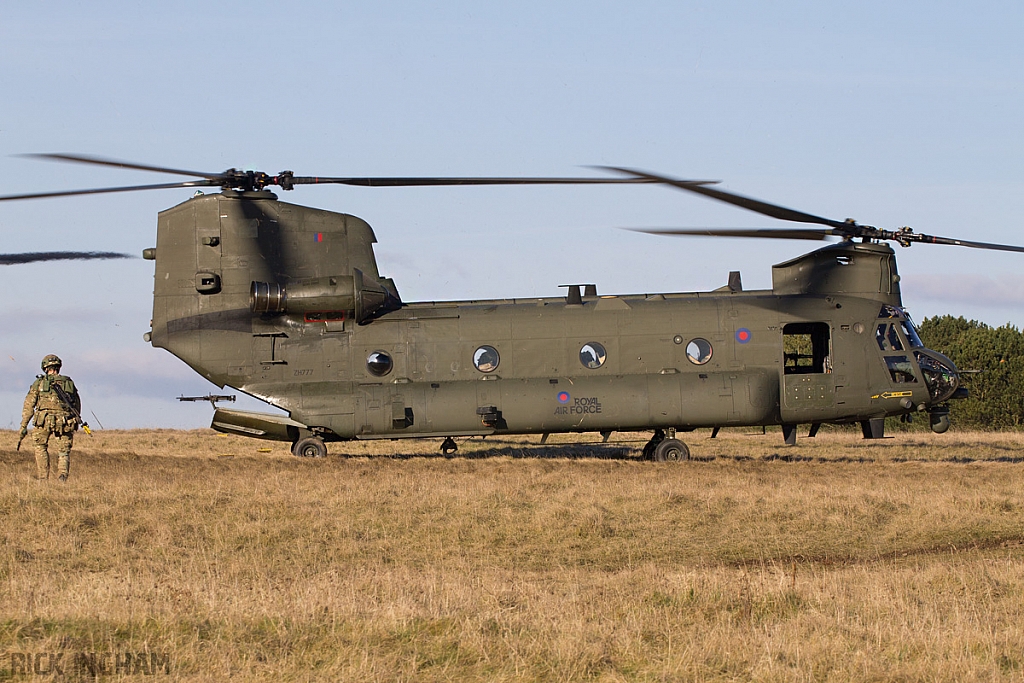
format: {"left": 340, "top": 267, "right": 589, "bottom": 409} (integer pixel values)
{"left": 2, "top": 427, "right": 1024, "bottom": 681}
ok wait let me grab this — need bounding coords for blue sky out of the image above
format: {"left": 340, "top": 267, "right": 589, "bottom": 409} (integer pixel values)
{"left": 2, "top": 1, "right": 1023, "bottom": 428}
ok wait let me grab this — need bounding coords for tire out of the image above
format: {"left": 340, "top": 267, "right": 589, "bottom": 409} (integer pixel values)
{"left": 292, "top": 436, "right": 327, "bottom": 458}
{"left": 641, "top": 441, "right": 656, "bottom": 460}
{"left": 653, "top": 438, "right": 689, "bottom": 462}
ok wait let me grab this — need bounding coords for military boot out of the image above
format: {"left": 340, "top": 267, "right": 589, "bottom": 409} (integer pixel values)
{"left": 57, "top": 452, "right": 70, "bottom": 482}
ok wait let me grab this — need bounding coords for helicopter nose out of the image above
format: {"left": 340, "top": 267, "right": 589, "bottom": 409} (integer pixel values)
{"left": 915, "top": 349, "right": 959, "bottom": 404}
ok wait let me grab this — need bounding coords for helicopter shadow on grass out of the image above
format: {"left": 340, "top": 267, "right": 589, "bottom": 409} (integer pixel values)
{"left": 457, "top": 444, "right": 636, "bottom": 461}
{"left": 362, "top": 436, "right": 643, "bottom": 461}
{"left": 359, "top": 436, "right": 725, "bottom": 461}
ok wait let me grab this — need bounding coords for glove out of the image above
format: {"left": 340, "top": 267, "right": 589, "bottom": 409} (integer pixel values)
{"left": 19, "top": 427, "right": 27, "bottom": 439}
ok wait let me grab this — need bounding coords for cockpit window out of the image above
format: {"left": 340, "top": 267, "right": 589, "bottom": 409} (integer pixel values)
{"left": 901, "top": 318, "right": 925, "bottom": 348}
{"left": 876, "top": 323, "right": 904, "bottom": 352}
{"left": 875, "top": 306, "right": 926, "bottom": 349}
{"left": 915, "top": 350, "right": 958, "bottom": 401}
{"left": 887, "top": 324, "right": 904, "bottom": 351}
{"left": 885, "top": 356, "right": 918, "bottom": 384}
{"left": 878, "top": 304, "right": 904, "bottom": 319}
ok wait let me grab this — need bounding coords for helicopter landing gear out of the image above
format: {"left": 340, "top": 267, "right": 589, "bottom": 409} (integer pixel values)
{"left": 440, "top": 437, "right": 458, "bottom": 457}
{"left": 642, "top": 428, "right": 690, "bottom": 461}
{"left": 781, "top": 423, "right": 797, "bottom": 446}
{"left": 641, "top": 429, "right": 665, "bottom": 460}
{"left": 652, "top": 438, "right": 690, "bottom": 462}
{"left": 860, "top": 418, "right": 885, "bottom": 439}
{"left": 292, "top": 435, "right": 327, "bottom": 458}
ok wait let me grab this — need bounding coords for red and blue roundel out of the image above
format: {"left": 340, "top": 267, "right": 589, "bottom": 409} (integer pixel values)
{"left": 557, "top": 391, "right": 571, "bottom": 404}
{"left": 736, "top": 328, "right": 752, "bottom": 344}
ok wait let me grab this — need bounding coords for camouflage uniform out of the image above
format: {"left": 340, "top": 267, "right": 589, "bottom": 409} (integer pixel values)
{"left": 20, "top": 355, "right": 81, "bottom": 481}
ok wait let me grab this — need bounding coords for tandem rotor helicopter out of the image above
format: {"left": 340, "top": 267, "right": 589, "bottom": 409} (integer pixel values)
{"left": 5, "top": 154, "right": 1024, "bottom": 459}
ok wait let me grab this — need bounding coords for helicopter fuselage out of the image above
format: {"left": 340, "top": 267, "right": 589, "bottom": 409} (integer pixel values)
{"left": 146, "top": 190, "right": 959, "bottom": 448}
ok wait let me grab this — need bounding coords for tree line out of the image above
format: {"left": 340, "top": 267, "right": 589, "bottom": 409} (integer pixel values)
{"left": 918, "top": 315, "right": 1024, "bottom": 429}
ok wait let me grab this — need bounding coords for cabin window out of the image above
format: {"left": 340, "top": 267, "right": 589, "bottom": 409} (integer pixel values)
{"left": 473, "top": 346, "right": 500, "bottom": 372}
{"left": 366, "top": 351, "right": 393, "bottom": 377}
{"left": 579, "top": 342, "right": 607, "bottom": 369}
{"left": 885, "top": 355, "right": 918, "bottom": 383}
{"left": 686, "top": 338, "right": 713, "bottom": 365}
{"left": 783, "top": 322, "right": 831, "bottom": 374}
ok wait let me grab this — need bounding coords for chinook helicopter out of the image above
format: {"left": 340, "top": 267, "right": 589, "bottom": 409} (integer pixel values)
{"left": 5, "top": 154, "right": 1024, "bottom": 460}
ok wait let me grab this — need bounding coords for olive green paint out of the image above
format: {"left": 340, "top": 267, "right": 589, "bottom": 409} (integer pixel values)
{"left": 146, "top": 190, "right": 960, "bottom": 451}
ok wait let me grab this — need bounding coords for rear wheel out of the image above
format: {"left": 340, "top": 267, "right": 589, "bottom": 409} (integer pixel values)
{"left": 653, "top": 438, "right": 690, "bottom": 462}
{"left": 642, "top": 442, "right": 655, "bottom": 460}
{"left": 292, "top": 436, "right": 327, "bottom": 458}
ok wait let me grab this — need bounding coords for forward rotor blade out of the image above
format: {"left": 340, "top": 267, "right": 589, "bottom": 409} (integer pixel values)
{"left": 20, "top": 153, "right": 221, "bottom": 179}
{"left": 284, "top": 176, "right": 707, "bottom": 187}
{"left": 0, "top": 251, "right": 135, "bottom": 265}
{"left": 0, "top": 180, "right": 220, "bottom": 202}
{"left": 630, "top": 227, "right": 840, "bottom": 241}
{"left": 911, "top": 234, "right": 1024, "bottom": 253}
{"left": 601, "top": 167, "right": 853, "bottom": 231}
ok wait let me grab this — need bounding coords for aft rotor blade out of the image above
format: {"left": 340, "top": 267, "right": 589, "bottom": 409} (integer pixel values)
{"left": 284, "top": 176, "right": 706, "bottom": 187}
{"left": 20, "top": 153, "right": 221, "bottom": 179}
{"left": 0, "top": 180, "right": 220, "bottom": 202}
{"left": 0, "top": 251, "right": 135, "bottom": 265}
{"left": 601, "top": 167, "right": 853, "bottom": 231}
{"left": 630, "top": 227, "right": 840, "bottom": 241}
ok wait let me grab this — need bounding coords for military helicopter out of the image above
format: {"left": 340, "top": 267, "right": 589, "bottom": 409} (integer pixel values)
{"left": 5, "top": 154, "right": 1023, "bottom": 460}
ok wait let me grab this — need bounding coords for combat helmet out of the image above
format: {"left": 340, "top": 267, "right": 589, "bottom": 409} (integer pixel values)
{"left": 41, "top": 354, "right": 62, "bottom": 372}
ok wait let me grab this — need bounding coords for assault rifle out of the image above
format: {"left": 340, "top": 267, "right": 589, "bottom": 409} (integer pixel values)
{"left": 51, "top": 382, "right": 93, "bottom": 436}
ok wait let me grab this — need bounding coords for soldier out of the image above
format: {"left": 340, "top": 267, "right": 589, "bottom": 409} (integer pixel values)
{"left": 19, "top": 354, "right": 82, "bottom": 482}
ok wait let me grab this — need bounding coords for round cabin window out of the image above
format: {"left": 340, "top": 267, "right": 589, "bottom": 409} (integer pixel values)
{"left": 579, "top": 342, "right": 607, "bottom": 369}
{"left": 686, "top": 338, "right": 713, "bottom": 365}
{"left": 366, "top": 350, "right": 393, "bottom": 376}
{"left": 473, "top": 345, "right": 500, "bottom": 372}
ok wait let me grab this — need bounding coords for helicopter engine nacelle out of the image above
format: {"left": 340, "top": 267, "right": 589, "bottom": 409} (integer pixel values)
{"left": 250, "top": 268, "right": 400, "bottom": 324}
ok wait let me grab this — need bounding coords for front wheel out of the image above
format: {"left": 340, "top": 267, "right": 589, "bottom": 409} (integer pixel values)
{"left": 292, "top": 436, "right": 327, "bottom": 458}
{"left": 653, "top": 438, "right": 690, "bottom": 462}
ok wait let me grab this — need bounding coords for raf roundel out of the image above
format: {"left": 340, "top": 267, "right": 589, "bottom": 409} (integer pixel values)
{"left": 736, "top": 328, "right": 752, "bottom": 344}
{"left": 557, "top": 391, "right": 571, "bottom": 404}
